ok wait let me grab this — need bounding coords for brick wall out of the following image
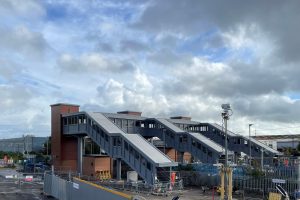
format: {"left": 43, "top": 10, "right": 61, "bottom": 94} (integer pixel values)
{"left": 161, "top": 148, "right": 192, "bottom": 163}
{"left": 83, "top": 156, "right": 112, "bottom": 177}
{"left": 51, "top": 103, "right": 79, "bottom": 170}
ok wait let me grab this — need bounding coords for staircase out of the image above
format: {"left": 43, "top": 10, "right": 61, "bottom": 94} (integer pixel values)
{"left": 62, "top": 112, "right": 177, "bottom": 185}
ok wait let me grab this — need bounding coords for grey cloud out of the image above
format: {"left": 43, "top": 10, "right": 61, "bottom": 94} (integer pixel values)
{"left": 162, "top": 58, "right": 297, "bottom": 99}
{"left": 96, "top": 42, "right": 115, "bottom": 53}
{"left": 0, "top": 85, "right": 32, "bottom": 114}
{"left": 57, "top": 53, "right": 135, "bottom": 74}
{"left": 0, "top": 0, "right": 45, "bottom": 19}
{"left": 154, "top": 34, "right": 180, "bottom": 49}
{"left": 0, "top": 26, "right": 50, "bottom": 60}
{"left": 134, "top": 0, "right": 300, "bottom": 63}
{"left": 0, "top": 59, "right": 21, "bottom": 81}
{"left": 204, "top": 34, "right": 225, "bottom": 50}
{"left": 81, "top": 103, "right": 105, "bottom": 112}
{"left": 233, "top": 94, "right": 300, "bottom": 123}
{"left": 148, "top": 48, "right": 192, "bottom": 66}
{"left": 120, "top": 39, "right": 150, "bottom": 53}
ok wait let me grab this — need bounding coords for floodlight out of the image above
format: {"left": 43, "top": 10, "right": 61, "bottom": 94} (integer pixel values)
{"left": 221, "top": 104, "right": 231, "bottom": 111}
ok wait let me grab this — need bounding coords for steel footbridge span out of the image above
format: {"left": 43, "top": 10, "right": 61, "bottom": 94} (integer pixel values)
{"left": 186, "top": 123, "right": 281, "bottom": 158}
{"left": 137, "top": 118, "right": 233, "bottom": 164}
{"left": 62, "top": 112, "right": 177, "bottom": 185}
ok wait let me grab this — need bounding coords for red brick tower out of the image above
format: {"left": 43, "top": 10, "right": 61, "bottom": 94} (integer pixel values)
{"left": 50, "top": 103, "right": 80, "bottom": 171}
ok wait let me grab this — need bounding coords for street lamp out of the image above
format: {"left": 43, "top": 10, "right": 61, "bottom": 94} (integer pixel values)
{"left": 221, "top": 103, "right": 233, "bottom": 200}
{"left": 249, "top": 124, "right": 253, "bottom": 166}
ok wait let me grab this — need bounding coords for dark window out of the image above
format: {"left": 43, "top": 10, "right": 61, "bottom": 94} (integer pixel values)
{"left": 182, "top": 135, "right": 188, "bottom": 142}
{"left": 192, "top": 140, "right": 196, "bottom": 146}
{"left": 147, "top": 162, "right": 152, "bottom": 171}
{"left": 129, "top": 146, "right": 133, "bottom": 154}
{"left": 124, "top": 141, "right": 128, "bottom": 150}
{"left": 197, "top": 143, "right": 201, "bottom": 150}
{"left": 179, "top": 136, "right": 183, "bottom": 142}
{"left": 63, "top": 118, "right": 68, "bottom": 125}
{"left": 141, "top": 156, "right": 146, "bottom": 166}
{"left": 202, "top": 146, "right": 207, "bottom": 153}
{"left": 135, "top": 151, "right": 139, "bottom": 159}
{"left": 135, "top": 121, "right": 141, "bottom": 127}
{"left": 208, "top": 151, "right": 212, "bottom": 157}
{"left": 105, "top": 134, "right": 108, "bottom": 142}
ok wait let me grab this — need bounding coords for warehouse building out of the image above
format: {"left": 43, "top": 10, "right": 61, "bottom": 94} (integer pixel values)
{"left": 0, "top": 135, "right": 48, "bottom": 153}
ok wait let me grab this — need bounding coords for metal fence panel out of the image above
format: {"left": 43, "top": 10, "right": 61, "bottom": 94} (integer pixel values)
{"left": 72, "top": 178, "right": 131, "bottom": 200}
{"left": 44, "top": 173, "right": 132, "bottom": 200}
{"left": 43, "top": 173, "right": 52, "bottom": 195}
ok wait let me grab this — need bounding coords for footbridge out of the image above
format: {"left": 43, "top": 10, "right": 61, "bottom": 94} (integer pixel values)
{"left": 137, "top": 118, "right": 233, "bottom": 164}
{"left": 62, "top": 112, "right": 177, "bottom": 185}
{"left": 186, "top": 123, "right": 280, "bottom": 159}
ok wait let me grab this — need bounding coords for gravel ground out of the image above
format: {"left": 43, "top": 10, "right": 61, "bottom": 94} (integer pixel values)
{"left": 0, "top": 169, "right": 54, "bottom": 200}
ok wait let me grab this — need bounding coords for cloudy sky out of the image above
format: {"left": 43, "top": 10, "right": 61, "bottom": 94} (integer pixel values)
{"left": 1, "top": 0, "right": 300, "bottom": 138}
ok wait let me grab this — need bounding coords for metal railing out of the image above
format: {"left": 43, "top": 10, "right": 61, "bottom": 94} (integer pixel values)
{"left": 75, "top": 173, "right": 183, "bottom": 196}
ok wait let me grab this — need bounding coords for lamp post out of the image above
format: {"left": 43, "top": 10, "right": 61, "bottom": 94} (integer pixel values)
{"left": 249, "top": 124, "right": 253, "bottom": 166}
{"left": 221, "top": 104, "right": 233, "bottom": 200}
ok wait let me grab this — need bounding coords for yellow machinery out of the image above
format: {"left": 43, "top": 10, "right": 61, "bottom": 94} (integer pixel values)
{"left": 96, "top": 170, "right": 111, "bottom": 180}
{"left": 219, "top": 166, "right": 233, "bottom": 200}
{"left": 269, "top": 192, "right": 282, "bottom": 200}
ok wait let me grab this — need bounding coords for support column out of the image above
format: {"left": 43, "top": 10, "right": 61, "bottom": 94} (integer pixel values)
{"left": 77, "top": 137, "right": 83, "bottom": 175}
{"left": 116, "top": 158, "right": 122, "bottom": 180}
{"left": 261, "top": 149, "right": 264, "bottom": 170}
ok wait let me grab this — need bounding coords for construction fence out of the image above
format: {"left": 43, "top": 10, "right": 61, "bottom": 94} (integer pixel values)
{"left": 180, "top": 161, "right": 300, "bottom": 198}
{"left": 44, "top": 172, "right": 132, "bottom": 200}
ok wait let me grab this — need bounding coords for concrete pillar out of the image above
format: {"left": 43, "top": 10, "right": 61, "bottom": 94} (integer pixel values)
{"left": 77, "top": 137, "right": 83, "bottom": 175}
{"left": 116, "top": 158, "right": 122, "bottom": 180}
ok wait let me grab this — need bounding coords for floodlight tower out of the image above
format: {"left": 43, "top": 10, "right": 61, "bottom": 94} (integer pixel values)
{"left": 221, "top": 103, "right": 233, "bottom": 200}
